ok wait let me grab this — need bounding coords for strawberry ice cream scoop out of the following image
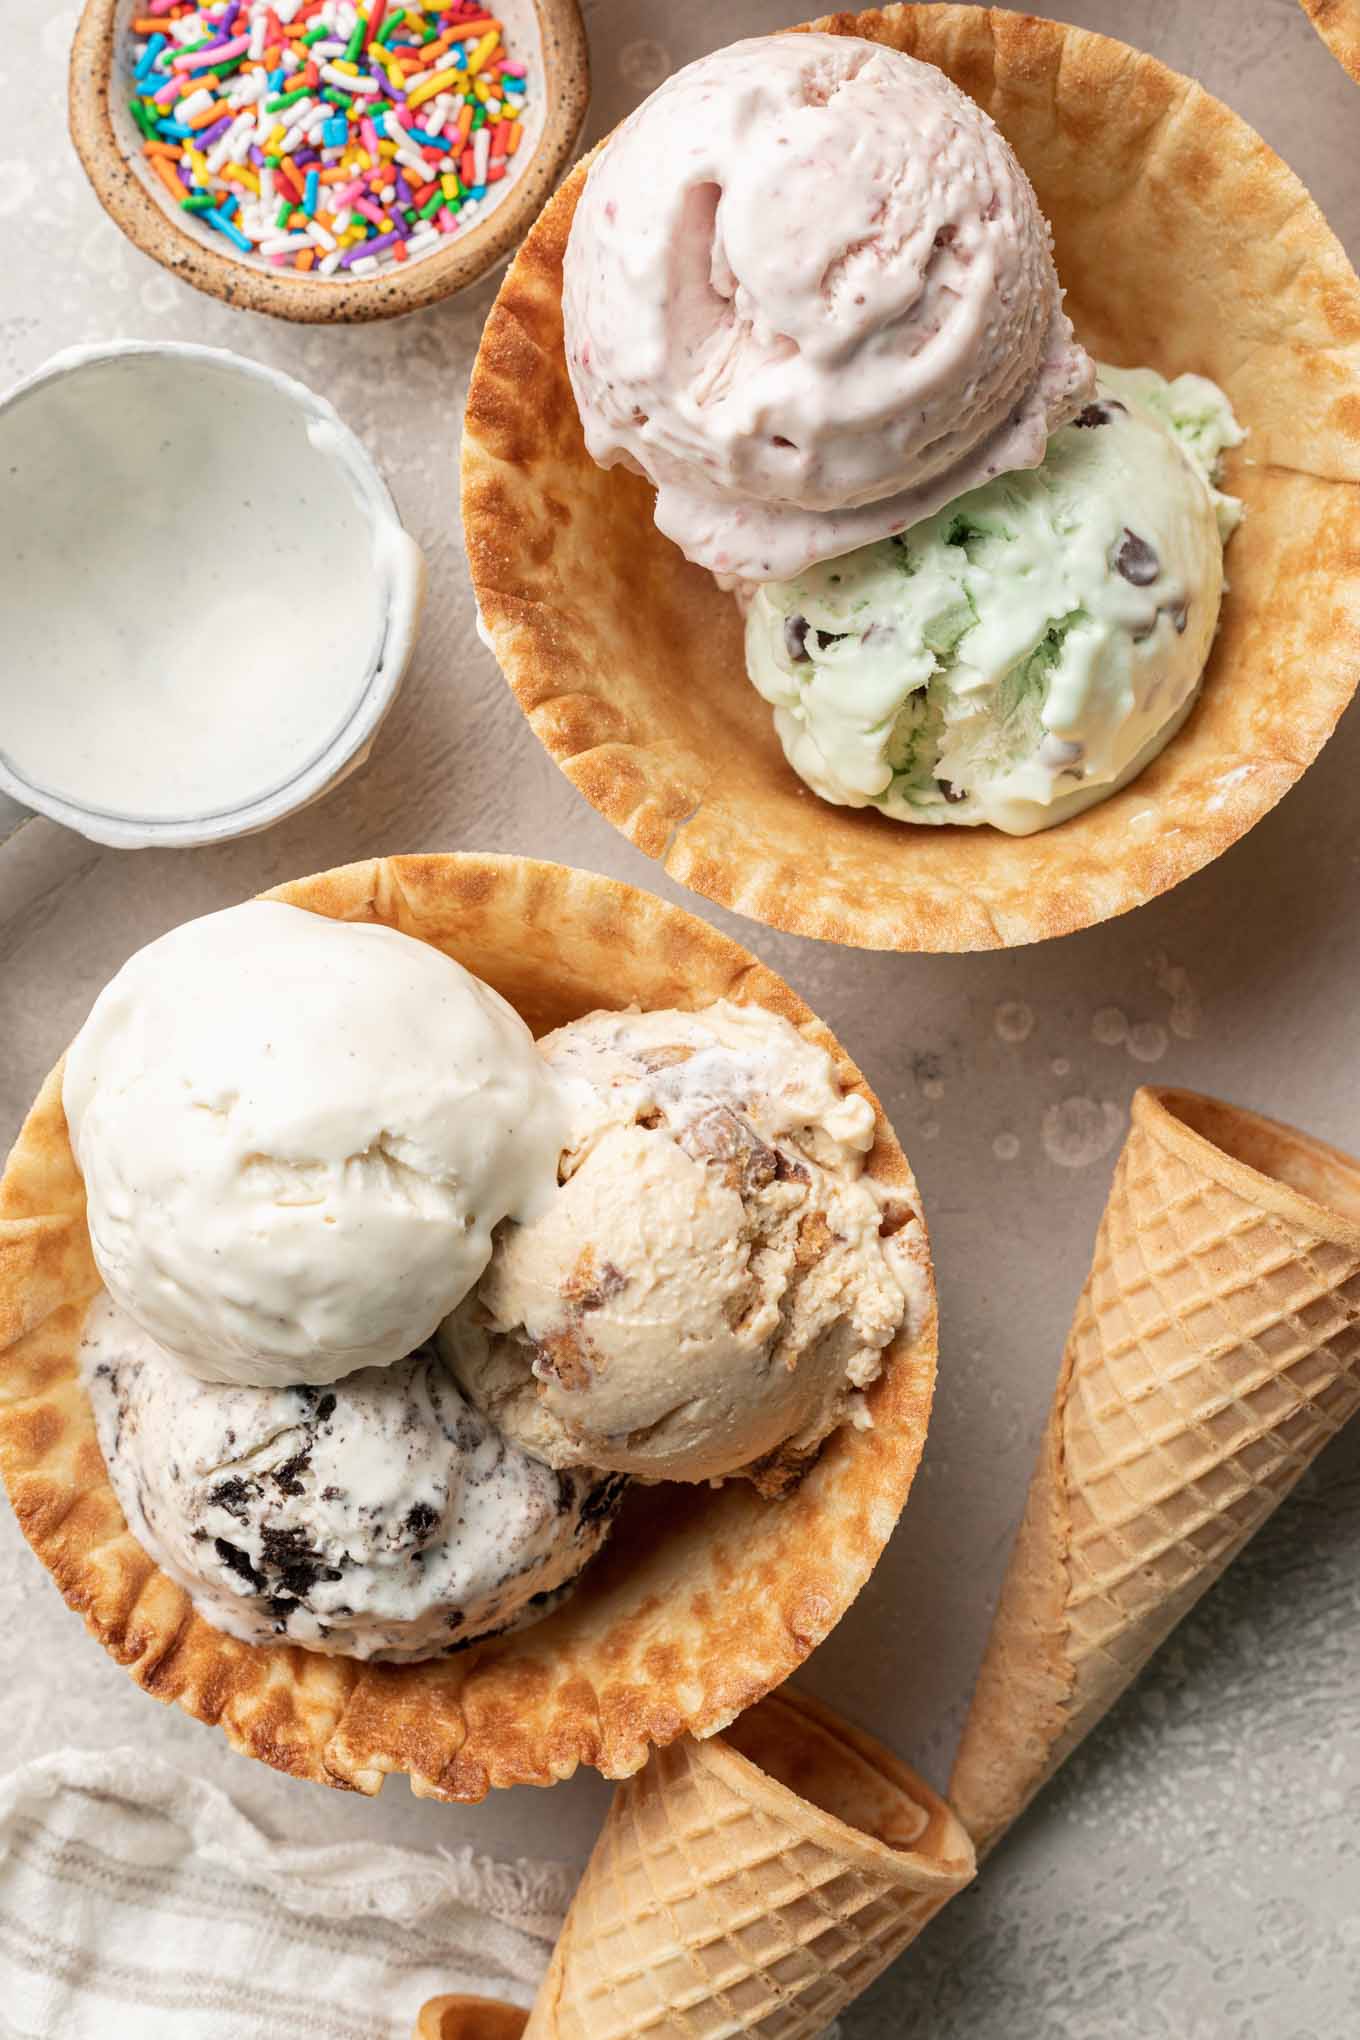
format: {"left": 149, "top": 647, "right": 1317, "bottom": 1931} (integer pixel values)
{"left": 562, "top": 34, "right": 1094, "bottom": 583}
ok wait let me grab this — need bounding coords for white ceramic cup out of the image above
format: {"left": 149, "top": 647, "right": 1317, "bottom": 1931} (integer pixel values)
{"left": 0, "top": 341, "right": 424, "bottom": 849}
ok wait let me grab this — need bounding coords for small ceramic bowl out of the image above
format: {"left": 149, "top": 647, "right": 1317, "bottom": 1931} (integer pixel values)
{"left": 0, "top": 341, "right": 424, "bottom": 848}
{"left": 68, "top": 0, "right": 589, "bottom": 323}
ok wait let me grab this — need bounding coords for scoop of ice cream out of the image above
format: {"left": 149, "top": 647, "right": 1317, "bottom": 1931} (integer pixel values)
{"left": 442, "top": 1002, "right": 929, "bottom": 1491}
{"left": 81, "top": 1292, "right": 626, "bottom": 1662}
{"left": 562, "top": 33, "right": 1093, "bottom": 582}
{"left": 743, "top": 366, "right": 1243, "bottom": 835}
{"left": 63, "top": 901, "right": 565, "bottom": 1387}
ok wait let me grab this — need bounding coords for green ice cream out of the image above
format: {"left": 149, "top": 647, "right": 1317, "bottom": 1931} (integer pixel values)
{"left": 744, "top": 366, "right": 1243, "bottom": 836}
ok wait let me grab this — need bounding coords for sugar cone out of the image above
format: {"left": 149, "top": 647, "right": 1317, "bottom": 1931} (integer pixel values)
{"left": 951, "top": 1085, "right": 1360, "bottom": 1854}
{"left": 519, "top": 1687, "right": 974, "bottom": 2038}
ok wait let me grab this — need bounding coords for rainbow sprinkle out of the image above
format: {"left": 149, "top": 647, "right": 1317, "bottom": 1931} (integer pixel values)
{"left": 126, "top": 0, "right": 530, "bottom": 277}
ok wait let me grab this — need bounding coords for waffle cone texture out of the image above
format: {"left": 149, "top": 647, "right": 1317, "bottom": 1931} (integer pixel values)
{"left": 1299, "top": 0, "right": 1360, "bottom": 81}
{"left": 0, "top": 856, "right": 936, "bottom": 1802}
{"left": 522, "top": 1687, "right": 974, "bottom": 2038}
{"left": 950, "top": 1086, "right": 1360, "bottom": 1853}
{"left": 461, "top": 4, "right": 1360, "bottom": 952}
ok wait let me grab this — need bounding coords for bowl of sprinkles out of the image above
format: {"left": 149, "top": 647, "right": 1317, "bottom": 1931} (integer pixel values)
{"left": 68, "top": 0, "right": 589, "bottom": 320}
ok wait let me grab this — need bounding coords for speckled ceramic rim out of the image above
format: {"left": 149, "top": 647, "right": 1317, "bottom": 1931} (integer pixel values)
{"left": 0, "top": 340, "right": 425, "bottom": 848}
{"left": 67, "top": 0, "right": 590, "bottom": 323}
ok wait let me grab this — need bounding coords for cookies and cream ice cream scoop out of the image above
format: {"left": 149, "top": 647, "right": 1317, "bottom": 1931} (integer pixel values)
{"left": 562, "top": 33, "right": 1093, "bottom": 583}
{"left": 81, "top": 1294, "right": 625, "bottom": 1662}
{"left": 443, "top": 1002, "right": 928, "bottom": 1492}
{"left": 63, "top": 901, "right": 565, "bottom": 1388}
{"left": 744, "top": 366, "right": 1243, "bottom": 834}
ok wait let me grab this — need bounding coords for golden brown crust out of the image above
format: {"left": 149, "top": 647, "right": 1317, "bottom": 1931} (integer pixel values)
{"left": 0, "top": 855, "right": 936, "bottom": 1802}
{"left": 1300, "top": 0, "right": 1360, "bottom": 81}
{"left": 416, "top": 2000, "right": 528, "bottom": 2040}
{"left": 462, "top": 5, "right": 1360, "bottom": 952}
{"left": 950, "top": 1086, "right": 1360, "bottom": 1853}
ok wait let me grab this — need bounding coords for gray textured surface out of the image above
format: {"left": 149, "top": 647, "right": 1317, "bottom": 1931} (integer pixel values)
{"left": 2, "top": 0, "right": 1360, "bottom": 2032}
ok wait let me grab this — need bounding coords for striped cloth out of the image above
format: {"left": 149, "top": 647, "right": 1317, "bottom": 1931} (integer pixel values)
{"left": 0, "top": 1749, "right": 572, "bottom": 2040}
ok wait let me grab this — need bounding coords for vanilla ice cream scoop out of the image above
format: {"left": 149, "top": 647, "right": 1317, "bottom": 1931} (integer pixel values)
{"left": 562, "top": 33, "right": 1093, "bottom": 583}
{"left": 81, "top": 1294, "right": 626, "bottom": 1662}
{"left": 63, "top": 901, "right": 565, "bottom": 1387}
{"left": 442, "top": 1003, "right": 929, "bottom": 1492}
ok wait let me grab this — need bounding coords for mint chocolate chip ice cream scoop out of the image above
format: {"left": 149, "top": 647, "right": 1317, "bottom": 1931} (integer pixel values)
{"left": 744, "top": 366, "right": 1242, "bottom": 836}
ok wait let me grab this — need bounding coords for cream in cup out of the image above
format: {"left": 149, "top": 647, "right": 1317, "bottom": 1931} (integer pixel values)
{"left": 0, "top": 342, "right": 423, "bottom": 847}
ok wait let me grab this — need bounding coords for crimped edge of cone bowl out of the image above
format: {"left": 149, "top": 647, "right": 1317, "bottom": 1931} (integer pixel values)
{"left": 67, "top": 0, "right": 590, "bottom": 324}
{"left": 1140, "top": 1087, "right": 1360, "bottom": 1248}
{"left": 0, "top": 854, "right": 936, "bottom": 1802}
{"left": 1299, "top": 0, "right": 1360, "bottom": 81}
{"left": 462, "top": 3, "right": 1360, "bottom": 951}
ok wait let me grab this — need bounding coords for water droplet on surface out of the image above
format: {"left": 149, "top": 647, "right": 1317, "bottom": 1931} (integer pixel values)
{"left": 1092, "top": 1006, "right": 1128, "bottom": 1046}
{"left": 1152, "top": 953, "right": 1202, "bottom": 1039}
{"left": 994, "top": 1001, "right": 1034, "bottom": 1043}
{"left": 1127, "top": 1020, "right": 1168, "bottom": 1063}
{"left": 993, "top": 1132, "right": 1020, "bottom": 1162}
{"left": 1051, "top": 1057, "right": 1071, "bottom": 1078}
{"left": 618, "top": 39, "right": 671, "bottom": 91}
{"left": 1042, "top": 1096, "right": 1123, "bottom": 1168}
{"left": 922, "top": 1077, "right": 945, "bottom": 1102}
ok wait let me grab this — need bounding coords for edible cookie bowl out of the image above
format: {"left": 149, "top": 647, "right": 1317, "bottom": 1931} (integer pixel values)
{"left": 462, "top": 3, "right": 1360, "bottom": 952}
{"left": 0, "top": 854, "right": 936, "bottom": 1802}
{"left": 68, "top": 0, "right": 589, "bottom": 322}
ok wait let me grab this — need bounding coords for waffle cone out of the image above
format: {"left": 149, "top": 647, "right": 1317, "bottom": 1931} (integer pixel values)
{"left": 1299, "top": 0, "right": 1360, "bottom": 80}
{"left": 950, "top": 1086, "right": 1360, "bottom": 1853}
{"left": 462, "top": 4, "right": 1360, "bottom": 952}
{"left": 521, "top": 1687, "right": 973, "bottom": 2038}
{"left": 416, "top": 1998, "right": 527, "bottom": 2040}
{"left": 0, "top": 857, "right": 935, "bottom": 1803}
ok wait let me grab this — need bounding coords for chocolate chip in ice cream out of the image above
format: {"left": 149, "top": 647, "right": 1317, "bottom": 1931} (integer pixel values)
{"left": 1074, "top": 399, "right": 1128, "bottom": 428}
{"left": 784, "top": 615, "right": 811, "bottom": 663}
{"left": 1115, "top": 529, "right": 1160, "bottom": 585}
{"left": 214, "top": 1537, "right": 264, "bottom": 1590}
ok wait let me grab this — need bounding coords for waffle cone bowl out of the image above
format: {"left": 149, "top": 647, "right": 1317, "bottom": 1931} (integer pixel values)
{"left": 950, "top": 1085, "right": 1360, "bottom": 1854}
{"left": 520, "top": 1687, "right": 974, "bottom": 2038}
{"left": 417, "top": 1999, "right": 529, "bottom": 2040}
{"left": 462, "top": 4, "right": 1360, "bottom": 953}
{"left": 1299, "top": 0, "right": 1360, "bottom": 81}
{"left": 0, "top": 855, "right": 935, "bottom": 1802}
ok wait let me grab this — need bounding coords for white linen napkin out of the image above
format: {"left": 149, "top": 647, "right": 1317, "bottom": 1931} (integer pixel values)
{"left": 0, "top": 1747, "right": 573, "bottom": 2040}
{"left": 0, "top": 1748, "right": 849, "bottom": 2040}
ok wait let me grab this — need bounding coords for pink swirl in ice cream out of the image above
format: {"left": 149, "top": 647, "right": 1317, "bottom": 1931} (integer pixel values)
{"left": 562, "top": 34, "right": 1094, "bottom": 582}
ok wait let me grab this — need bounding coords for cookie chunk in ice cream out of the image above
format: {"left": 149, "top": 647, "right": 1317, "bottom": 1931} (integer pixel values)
{"left": 82, "top": 1294, "right": 626, "bottom": 1662}
{"left": 442, "top": 1003, "right": 928, "bottom": 1493}
{"left": 63, "top": 901, "right": 565, "bottom": 1388}
{"left": 744, "top": 367, "right": 1243, "bottom": 834}
{"left": 562, "top": 33, "right": 1093, "bottom": 582}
